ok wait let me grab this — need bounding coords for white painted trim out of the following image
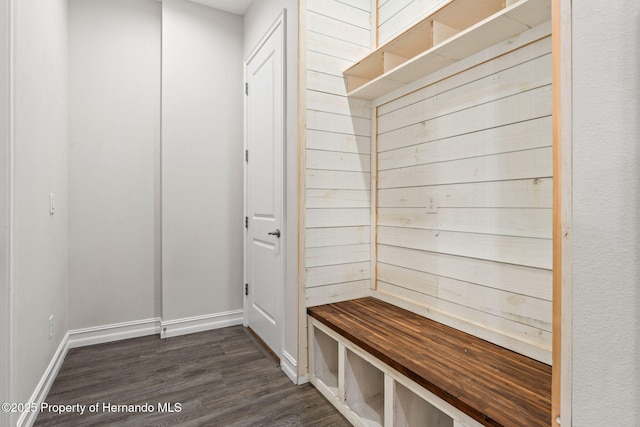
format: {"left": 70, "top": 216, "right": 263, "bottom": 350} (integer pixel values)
{"left": 296, "top": 0, "right": 308, "bottom": 382}
{"left": 281, "top": 350, "right": 298, "bottom": 384}
{"left": 281, "top": 349, "right": 309, "bottom": 385}
{"left": 242, "top": 20, "right": 249, "bottom": 329}
{"left": 0, "top": 1, "right": 14, "bottom": 426}
{"left": 369, "top": 103, "right": 377, "bottom": 291}
{"left": 279, "top": 6, "right": 289, "bottom": 386}
{"left": 16, "top": 332, "right": 70, "bottom": 427}
{"left": 297, "top": 373, "right": 310, "bottom": 385}
{"left": 68, "top": 318, "right": 161, "bottom": 349}
{"left": 161, "top": 310, "right": 243, "bottom": 339}
{"left": 67, "top": 312, "right": 245, "bottom": 347}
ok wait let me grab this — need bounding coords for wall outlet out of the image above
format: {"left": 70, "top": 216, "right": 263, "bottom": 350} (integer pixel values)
{"left": 49, "top": 315, "right": 54, "bottom": 340}
{"left": 426, "top": 193, "right": 438, "bottom": 214}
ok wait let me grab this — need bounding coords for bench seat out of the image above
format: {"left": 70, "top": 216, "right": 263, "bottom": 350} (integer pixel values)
{"left": 308, "top": 297, "right": 552, "bottom": 427}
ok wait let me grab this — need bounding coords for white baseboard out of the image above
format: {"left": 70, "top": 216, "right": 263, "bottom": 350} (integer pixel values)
{"left": 297, "top": 373, "right": 310, "bottom": 385}
{"left": 19, "top": 311, "right": 243, "bottom": 426}
{"left": 17, "top": 332, "right": 70, "bottom": 427}
{"left": 68, "top": 318, "right": 161, "bottom": 349}
{"left": 160, "top": 310, "right": 243, "bottom": 339}
{"left": 281, "top": 350, "right": 305, "bottom": 385}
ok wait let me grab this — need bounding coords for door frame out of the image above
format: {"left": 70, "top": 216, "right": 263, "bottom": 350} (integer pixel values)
{"left": 552, "top": 0, "right": 573, "bottom": 425}
{"left": 243, "top": 10, "right": 287, "bottom": 359}
{"left": 0, "top": 0, "right": 13, "bottom": 424}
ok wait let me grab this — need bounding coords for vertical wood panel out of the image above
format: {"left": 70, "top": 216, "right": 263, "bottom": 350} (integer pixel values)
{"left": 306, "top": 208, "right": 370, "bottom": 228}
{"left": 377, "top": 207, "right": 552, "bottom": 239}
{"left": 307, "top": 150, "right": 371, "bottom": 172}
{"left": 378, "top": 86, "right": 553, "bottom": 153}
{"left": 306, "top": 280, "right": 371, "bottom": 307}
{"left": 306, "top": 244, "right": 371, "bottom": 268}
{"left": 304, "top": 0, "right": 555, "bottom": 369}
{"left": 305, "top": 0, "right": 373, "bottom": 307}
{"left": 378, "top": 147, "right": 552, "bottom": 189}
{"left": 378, "top": 0, "right": 448, "bottom": 45}
{"left": 306, "top": 129, "right": 371, "bottom": 154}
{"left": 308, "top": 0, "right": 371, "bottom": 30}
{"left": 375, "top": 22, "right": 553, "bottom": 362}
{"left": 307, "top": 31, "right": 370, "bottom": 61}
{"left": 378, "top": 117, "right": 552, "bottom": 171}
{"left": 306, "top": 170, "right": 370, "bottom": 190}
{"left": 306, "top": 226, "right": 370, "bottom": 248}
{"left": 377, "top": 178, "right": 553, "bottom": 209}
{"left": 308, "top": 12, "right": 370, "bottom": 48}
{"left": 377, "top": 35, "right": 552, "bottom": 116}
{"left": 377, "top": 245, "right": 552, "bottom": 300}
{"left": 306, "top": 262, "right": 371, "bottom": 288}
{"left": 377, "top": 53, "right": 552, "bottom": 134}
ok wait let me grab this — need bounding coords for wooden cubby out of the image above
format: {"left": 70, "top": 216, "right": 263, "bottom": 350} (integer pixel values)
{"left": 344, "top": 0, "right": 551, "bottom": 99}
{"left": 312, "top": 327, "right": 339, "bottom": 393}
{"left": 393, "top": 381, "right": 453, "bottom": 427}
{"left": 345, "top": 349, "right": 385, "bottom": 426}
{"left": 308, "top": 317, "right": 486, "bottom": 427}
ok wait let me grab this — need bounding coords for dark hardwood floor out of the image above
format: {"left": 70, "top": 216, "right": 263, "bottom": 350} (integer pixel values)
{"left": 34, "top": 326, "right": 349, "bottom": 426}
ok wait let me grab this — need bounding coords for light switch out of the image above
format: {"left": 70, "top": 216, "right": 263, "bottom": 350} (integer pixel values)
{"left": 49, "top": 193, "right": 55, "bottom": 215}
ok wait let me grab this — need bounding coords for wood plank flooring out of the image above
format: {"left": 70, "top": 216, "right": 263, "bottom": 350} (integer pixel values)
{"left": 34, "top": 326, "right": 349, "bottom": 426}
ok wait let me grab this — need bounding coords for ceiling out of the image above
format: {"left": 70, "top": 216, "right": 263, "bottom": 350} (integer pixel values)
{"left": 188, "top": 0, "right": 254, "bottom": 15}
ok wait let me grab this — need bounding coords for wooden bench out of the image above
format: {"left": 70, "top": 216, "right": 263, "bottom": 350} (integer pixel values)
{"left": 308, "top": 297, "right": 551, "bottom": 427}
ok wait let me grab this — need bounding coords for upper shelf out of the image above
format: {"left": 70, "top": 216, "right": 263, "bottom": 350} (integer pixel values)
{"left": 344, "top": 0, "right": 551, "bottom": 100}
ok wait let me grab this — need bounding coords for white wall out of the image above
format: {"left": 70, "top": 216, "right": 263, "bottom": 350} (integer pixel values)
{"left": 243, "top": 0, "right": 299, "bottom": 378}
{"left": 13, "top": 0, "right": 68, "bottom": 412}
{"left": 68, "top": 0, "right": 161, "bottom": 329}
{"left": 161, "top": 0, "right": 244, "bottom": 323}
{"left": 0, "top": 0, "right": 11, "bottom": 423}
{"left": 572, "top": 1, "right": 640, "bottom": 424}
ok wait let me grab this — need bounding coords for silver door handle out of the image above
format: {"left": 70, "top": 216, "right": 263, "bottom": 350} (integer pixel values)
{"left": 268, "top": 229, "right": 281, "bottom": 238}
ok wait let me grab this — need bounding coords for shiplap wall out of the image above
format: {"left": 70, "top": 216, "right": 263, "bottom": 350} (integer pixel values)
{"left": 304, "top": 0, "right": 373, "bottom": 307}
{"left": 378, "top": 0, "right": 449, "bottom": 45}
{"left": 374, "top": 25, "right": 553, "bottom": 362}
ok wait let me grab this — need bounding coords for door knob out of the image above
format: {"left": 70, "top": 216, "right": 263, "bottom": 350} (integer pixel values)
{"left": 268, "top": 229, "right": 281, "bottom": 238}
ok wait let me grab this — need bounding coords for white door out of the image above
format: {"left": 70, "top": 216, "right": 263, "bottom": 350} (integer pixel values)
{"left": 245, "top": 14, "right": 285, "bottom": 359}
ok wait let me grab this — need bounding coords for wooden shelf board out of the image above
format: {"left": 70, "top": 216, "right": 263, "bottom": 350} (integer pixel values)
{"left": 346, "top": 0, "right": 551, "bottom": 100}
{"left": 505, "top": 0, "right": 552, "bottom": 27}
{"left": 434, "top": 0, "right": 503, "bottom": 30}
{"left": 384, "top": 19, "right": 432, "bottom": 60}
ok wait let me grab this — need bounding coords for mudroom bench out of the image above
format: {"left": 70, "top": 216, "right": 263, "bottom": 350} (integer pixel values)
{"left": 307, "top": 297, "right": 551, "bottom": 427}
